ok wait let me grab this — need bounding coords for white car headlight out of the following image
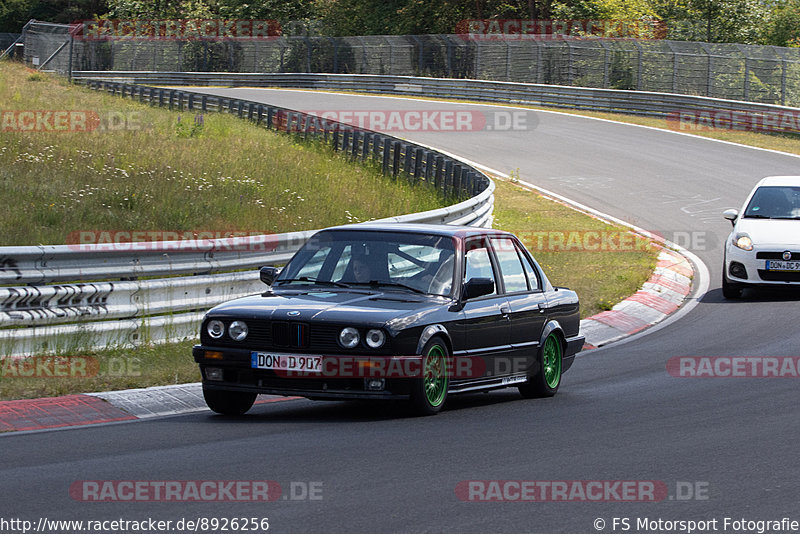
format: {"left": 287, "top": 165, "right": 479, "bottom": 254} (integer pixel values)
{"left": 365, "top": 329, "right": 386, "bottom": 349}
{"left": 339, "top": 327, "right": 360, "bottom": 349}
{"left": 229, "top": 320, "right": 248, "bottom": 341}
{"left": 734, "top": 234, "right": 753, "bottom": 251}
{"left": 207, "top": 319, "right": 225, "bottom": 339}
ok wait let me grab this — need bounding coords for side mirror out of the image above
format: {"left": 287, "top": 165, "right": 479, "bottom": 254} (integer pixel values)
{"left": 462, "top": 277, "right": 495, "bottom": 300}
{"left": 723, "top": 208, "right": 739, "bottom": 226}
{"left": 260, "top": 266, "right": 279, "bottom": 286}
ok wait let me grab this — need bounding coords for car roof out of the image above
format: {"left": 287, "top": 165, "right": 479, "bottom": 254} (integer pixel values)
{"left": 321, "top": 222, "right": 514, "bottom": 239}
{"left": 756, "top": 176, "right": 800, "bottom": 188}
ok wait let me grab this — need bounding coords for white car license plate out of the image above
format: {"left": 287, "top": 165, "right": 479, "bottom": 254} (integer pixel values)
{"left": 251, "top": 352, "right": 322, "bottom": 372}
{"left": 766, "top": 260, "right": 800, "bottom": 271}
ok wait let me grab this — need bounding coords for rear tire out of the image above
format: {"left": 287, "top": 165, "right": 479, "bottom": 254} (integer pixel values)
{"left": 203, "top": 386, "right": 257, "bottom": 415}
{"left": 519, "top": 333, "right": 562, "bottom": 399}
{"left": 409, "top": 337, "right": 449, "bottom": 416}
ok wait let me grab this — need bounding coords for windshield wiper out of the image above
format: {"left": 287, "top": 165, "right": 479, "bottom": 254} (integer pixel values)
{"left": 743, "top": 214, "right": 771, "bottom": 219}
{"left": 771, "top": 216, "right": 800, "bottom": 220}
{"left": 350, "top": 280, "right": 427, "bottom": 294}
{"left": 275, "top": 277, "right": 350, "bottom": 288}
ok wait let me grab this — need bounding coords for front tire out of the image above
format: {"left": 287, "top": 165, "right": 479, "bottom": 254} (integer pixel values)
{"left": 410, "top": 337, "right": 449, "bottom": 416}
{"left": 203, "top": 386, "right": 257, "bottom": 415}
{"left": 722, "top": 270, "right": 743, "bottom": 299}
{"left": 519, "top": 333, "right": 562, "bottom": 398}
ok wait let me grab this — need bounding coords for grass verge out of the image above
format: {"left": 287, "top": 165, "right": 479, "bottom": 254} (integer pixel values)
{"left": 0, "top": 62, "right": 445, "bottom": 246}
{"left": 0, "top": 342, "right": 199, "bottom": 400}
{"left": 492, "top": 178, "right": 659, "bottom": 318}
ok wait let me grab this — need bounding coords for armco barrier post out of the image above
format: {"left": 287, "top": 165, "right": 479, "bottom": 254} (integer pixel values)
{"left": 392, "top": 141, "right": 401, "bottom": 177}
{"left": 351, "top": 130, "right": 361, "bottom": 159}
{"left": 414, "top": 148, "right": 423, "bottom": 182}
{"left": 435, "top": 155, "right": 444, "bottom": 191}
{"left": 362, "top": 132, "right": 372, "bottom": 160}
{"left": 453, "top": 164, "right": 462, "bottom": 196}
{"left": 445, "top": 160, "right": 453, "bottom": 191}
{"left": 375, "top": 134, "right": 384, "bottom": 161}
{"left": 342, "top": 129, "right": 351, "bottom": 153}
{"left": 425, "top": 152, "right": 434, "bottom": 182}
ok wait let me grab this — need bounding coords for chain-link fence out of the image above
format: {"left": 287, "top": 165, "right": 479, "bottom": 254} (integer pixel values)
{"left": 0, "top": 33, "right": 21, "bottom": 51}
{"left": 19, "top": 21, "right": 800, "bottom": 106}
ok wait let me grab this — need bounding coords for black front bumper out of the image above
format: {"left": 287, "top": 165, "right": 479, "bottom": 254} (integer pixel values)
{"left": 194, "top": 345, "right": 414, "bottom": 400}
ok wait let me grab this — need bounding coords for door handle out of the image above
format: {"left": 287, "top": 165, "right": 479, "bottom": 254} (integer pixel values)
{"left": 537, "top": 302, "right": 547, "bottom": 313}
{"left": 500, "top": 304, "right": 511, "bottom": 315}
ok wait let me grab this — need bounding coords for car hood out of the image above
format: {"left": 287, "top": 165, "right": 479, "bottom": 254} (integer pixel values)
{"left": 735, "top": 219, "right": 800, "bottom": 248}
{"left": 206, "top": 289, "right": 448, "bottom": 328}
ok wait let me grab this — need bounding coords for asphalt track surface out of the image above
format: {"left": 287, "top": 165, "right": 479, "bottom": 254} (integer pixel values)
{"left": 3, "top": 89, "right": 800, "bottom": 533}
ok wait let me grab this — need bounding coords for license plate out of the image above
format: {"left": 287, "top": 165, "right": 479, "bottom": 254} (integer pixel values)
{"left": 251, "top": 352, "right": 322, "bottom": 372}
{"left": 766, "top": 260, "right": 800, "bottom": 271}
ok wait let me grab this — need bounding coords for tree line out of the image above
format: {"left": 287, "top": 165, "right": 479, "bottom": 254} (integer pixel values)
{"left": 2, "top": 0, "right": 798, "bottom": 47}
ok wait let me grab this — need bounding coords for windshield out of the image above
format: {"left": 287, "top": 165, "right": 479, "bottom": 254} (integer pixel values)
{"left": 744, "top": 186, "right": 800, "bottom": 219}
{"left": 276, "top": 230, "right": 457, "bottom": 296}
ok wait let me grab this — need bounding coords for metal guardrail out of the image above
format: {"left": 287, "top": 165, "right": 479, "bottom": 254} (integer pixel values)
{"left": 72, "top": 71, "right": 800, "bottom": 134}
{"left": 0, "top": 79, "right": 494, "bottom": 357}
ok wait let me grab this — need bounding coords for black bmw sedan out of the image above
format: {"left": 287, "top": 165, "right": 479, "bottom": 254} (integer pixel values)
{"left": 193, "top": 223, "right": 584, "bottom": 416}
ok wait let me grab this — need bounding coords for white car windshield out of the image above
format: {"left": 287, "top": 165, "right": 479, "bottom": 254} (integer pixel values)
{"left": 744, "top": 186, "right": 800, "bottom": 219}
{"left": 276, "top": 230, "right": 457, "bottom": 296}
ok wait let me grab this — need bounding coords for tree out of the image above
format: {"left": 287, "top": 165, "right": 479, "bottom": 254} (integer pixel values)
{"left": 1, "top": 0, "right": 109, "bottom": 32}
{"left": 108, "top": 0, "right": 213, "bottom": 18}
{"left": 764, "top": 0, "right": 800, "bottom": 47}
{"left": 108, "top": 0, "right": 315, "bottom": 22}
{"left": 651, "top": 0, "right": 768, "bottom": 43}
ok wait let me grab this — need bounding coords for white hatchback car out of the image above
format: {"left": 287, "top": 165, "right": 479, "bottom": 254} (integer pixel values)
{"left": 723, "top": 176, "right": 800, "bottom": 298}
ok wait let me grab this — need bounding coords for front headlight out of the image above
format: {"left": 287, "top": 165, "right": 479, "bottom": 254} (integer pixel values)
{"left": 734, "top": 234, "right": 753, "bottom": 251}
{"left": 365, "top": 329, "right": 386, "bottom": 349}
{"left": 229, "top": 320, "right": 249, "bottom": 341}
{"left": 207, "top": 319, "right": 225, "bottom": 339}
{"left": 339, "top": 327, "right": 360, "bottom": 349}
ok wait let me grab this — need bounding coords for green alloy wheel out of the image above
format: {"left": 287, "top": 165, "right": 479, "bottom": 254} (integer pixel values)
{"left": 519, "top": 333, "right": 562, "bottom": 398}
{"left": 410, "top": 338, "right": 449, "bottom": 415}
